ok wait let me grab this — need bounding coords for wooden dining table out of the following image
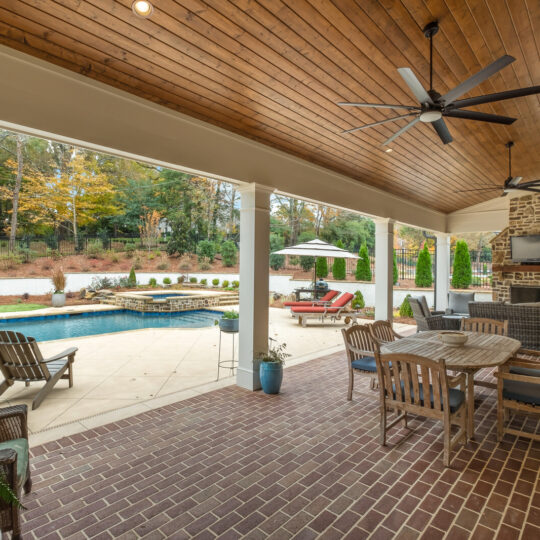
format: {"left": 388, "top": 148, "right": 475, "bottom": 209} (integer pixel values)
{"left": 381, "top": 331, "right": 521, "bottom": 439}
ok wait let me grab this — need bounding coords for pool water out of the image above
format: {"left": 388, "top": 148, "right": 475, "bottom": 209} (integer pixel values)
{"left": 0, "top": 310, "right": 221, "bottom": 342}
{"left": 141, "top": 293, "right": 187, "bottom": 299}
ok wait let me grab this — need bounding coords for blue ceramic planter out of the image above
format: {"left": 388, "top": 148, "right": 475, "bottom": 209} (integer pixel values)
{"left": 260, "top": 362, "right": 283, "bottom": 394}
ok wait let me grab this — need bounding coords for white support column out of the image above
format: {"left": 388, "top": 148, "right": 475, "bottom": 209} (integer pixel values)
{"left": 237, "top": 183, "right": 272, "bottom": 391}
{"left": 375, "top": 219, "right": 394, "bottom": 322}
{"left": 436, "top": 233, "right": 450, "bottom": 312}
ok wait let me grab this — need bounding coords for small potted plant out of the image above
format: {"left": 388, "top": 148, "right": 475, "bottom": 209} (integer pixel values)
{"left": 51, "top": 267, "right": 66, "bottom": 307}
{"left": 218, "top": 310, "right": 239, "bottom": 333}
{"left": 257, "top": 341, "right": 290, "bottom": 394}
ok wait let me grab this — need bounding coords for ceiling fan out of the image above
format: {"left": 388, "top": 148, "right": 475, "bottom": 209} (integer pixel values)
{"left": 457, "top": 142, "right": 540, "bottom": 196}
{"left": 338, "top": 21, "right": 540, "bottom": 146}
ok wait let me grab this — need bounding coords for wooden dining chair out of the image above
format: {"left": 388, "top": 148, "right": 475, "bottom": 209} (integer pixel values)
{"left": 370, "top": 320, "right": 404, "bottom": 343}
{"left": 460, "top": 318, "right": 508, "bottom": 389}
{"left": 374, "top": 351, "right": 467, "bottom": 467}
{"left": 341, "top": 324, "right": 379, "bottom": 399}
{"left": 461, "top": 317, "right": 508, "bottom": 336}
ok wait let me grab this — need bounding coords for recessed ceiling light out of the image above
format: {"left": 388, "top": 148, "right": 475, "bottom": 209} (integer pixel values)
{"left": 132, "top": 0, "right": 153, "bottom": 18}
{"left": 385, "top": 148, "right": 393, "bottom": 153}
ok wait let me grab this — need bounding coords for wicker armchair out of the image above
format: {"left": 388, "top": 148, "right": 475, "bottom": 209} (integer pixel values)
{"left": 0, "top": 405, "right": 31, "bottom": 540}
{"left": 408, "top": 296, "right": 445, "bottom": 332}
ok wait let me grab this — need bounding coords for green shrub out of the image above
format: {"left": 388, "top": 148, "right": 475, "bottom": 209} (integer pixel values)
{"left": 16, "top": 248, "right": 35, "bottom": 264}
{"left": 351, "top": 290, "right": 365, "bottom": 309}
{"left": 300, "top": 256, "right": 315, "bottom": 272}
{"left": 452, "top": 240, "right": 472, "bottom": 289}
{"left": 149, "top": 277, "right": 157, "bottom": 287}
{"left": 147, "top": 253, "right": 155, "bottom": 261}
{"left": 316, "top": 257, "right": 328, "bottom": 278}
{"left": 222, "top": 280, "right": 230, "bottom": 288}
{"left": 393, "top": 249, "right": 398, "bottom": 285}
{"left": 415, "top": 245, "right": 433, "bottom": 287}
{"left": 332, "top": 240, "right": 346, "bottom": 280}
{"left": 482, "top": 263, "right": 488, "bottom": 275}
{"left": 197, "top": 240, "right": 215, "bottom": 263}
{"left": 157, "top": 262, "right": 168, "bottom": 270}
{"left": 212, "top": 278, "right": 220, "bottom": 286}
{"left": 199, "top": 261, "right": 211, "bottom": 271}
{"left": 47, "top": 248, "right": 62, "bottom": 261}
{"left": 221, "top": 241, "right": 237, "bottom": 267}
{"left": 200, "top": 278, "right": 207, "bottom": 285}
{"left": 125, "top": 244, "right": 136, "bottom": 258}
{"left": 232, "top": 280, "right": 239, "bottom": 288}
{"left": 163, "top": 277, "right": 172, "bottom": 285}
{"left": 190, "top": 277, "right": 197, "bottom": 283}
{"left": 128, "top": 267, "right": 137, "bottom": 286}
{"left": 355, "top": 244, "right": 372, "bottom": 281}
{"left": 177, "top": 276, "right": 185, "bottom": 284}
{"left": 399, "top": 294, "right": 413, "bottom": 318}
{"left": 86, "top": 240, "right": 103, "bottom": 259}
{"left": 289, "top": 255, "right": 300, "bottom": 265}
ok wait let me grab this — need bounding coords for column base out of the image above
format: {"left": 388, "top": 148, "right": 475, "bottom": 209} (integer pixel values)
{"left": 236, "top": 362, "right": 261, "bottom": 391}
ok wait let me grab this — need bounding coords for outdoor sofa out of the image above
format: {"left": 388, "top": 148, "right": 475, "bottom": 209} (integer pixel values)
{"left": 468, "top": 302, "right": 540, "bottom": 351}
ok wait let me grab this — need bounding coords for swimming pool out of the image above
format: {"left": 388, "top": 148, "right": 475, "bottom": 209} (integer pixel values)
{"left": 0, "top": 310, "right": 221, "bottom": 342}
{"left": 140, "top": 293, "right": 187, "bottom": 299}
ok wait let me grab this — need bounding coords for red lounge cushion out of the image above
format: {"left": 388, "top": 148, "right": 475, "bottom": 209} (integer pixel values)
{"left": 291, "top": 307, "right": 339, "bottom": 314}
{"left": 332, "top": 293, "right": 353, "bottom": 308}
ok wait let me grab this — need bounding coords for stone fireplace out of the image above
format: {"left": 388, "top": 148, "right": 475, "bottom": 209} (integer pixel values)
{"left": 491, "top": 193, "right": 540, "bottom": 302}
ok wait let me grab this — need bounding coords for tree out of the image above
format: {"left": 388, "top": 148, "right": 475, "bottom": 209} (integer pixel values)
{"left": 452, "top": 240, "right": 472, "bottom": 289}
{"left": 393, "top": 249, "right": 398, "bottom": 285}
{"left": 415, "top": 245, "right": 433, "bottom": 287}
{"left": 332, "top": 240, "right": 346, "bottom": 280}
{"left": 139, "top": 209, "right": 161, "bottom": 250}
{"left": 355, "top": 243, "right": 372, "bottom": 281}
{"left": 316, "top": 257, "right": 328, "bottom": 278}
{"left": 9, "top": 134, "right": 24, "bottom": 251}
{"left": 221, "top": 240, "right": 237, "bottom": 267}
{"left": 351, "top": 290, "right": 365, "bottom": 309}
{"left": 269, "top": 234, "right": 285, "bottom": 270}
{"left": 128, "top": 267, "right": 137, "bottom": 286}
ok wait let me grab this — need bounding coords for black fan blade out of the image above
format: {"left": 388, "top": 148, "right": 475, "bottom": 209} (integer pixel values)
{"left": 441, "top": 55, "right": 515, "bottom": 105}
{"left": 342, "top": 113, "right": 418, "bottom": 134}
{"left": 338, "top": 102, "right": 419, "bottom": 110}
{"left": 449, "top": 86, "right": 540, "bottom": 109}
{"left": 431, "top": 119, "right": 453, "bottom": 144}
{"left": 443, "top": 109, "right": 516, "bottom": 125}
{"left": 397, "top": 68, "right": 433, "bottom": 105}
{"left": 382, "top": 117, "right": 421, "bottom": 145}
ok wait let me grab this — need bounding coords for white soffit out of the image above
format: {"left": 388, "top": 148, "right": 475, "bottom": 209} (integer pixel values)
{"left": 0, "top": 45, "right": 446, "bottom": 233}
{"left": 446, "top": 195, "right": 511, "bottom": 233}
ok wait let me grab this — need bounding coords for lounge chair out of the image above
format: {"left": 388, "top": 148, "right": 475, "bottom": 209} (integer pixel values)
{"left": 0, "top": 331, "right": 77, "bottom": 410}
{"left": 291, "top": 292, "right": 355, "bottom": 327}
{"left": 409, "top": 296, "right": 445, "bottom": 331}
{"left": 283, "top": 289, "right": 339, "bottom": 308}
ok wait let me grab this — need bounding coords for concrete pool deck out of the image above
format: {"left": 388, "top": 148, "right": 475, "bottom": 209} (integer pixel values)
{"left": 0, "top": 304, "right": 415, "bottom": 445}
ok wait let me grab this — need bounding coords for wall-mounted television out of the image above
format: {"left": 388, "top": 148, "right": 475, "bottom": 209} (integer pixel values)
{"left": 510, "top": 235, "right": 540, "bottom": 263}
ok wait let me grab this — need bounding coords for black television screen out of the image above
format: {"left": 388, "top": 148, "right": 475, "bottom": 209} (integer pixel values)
{"left": 510, "top": 235, "right": 540, "bottom": 263}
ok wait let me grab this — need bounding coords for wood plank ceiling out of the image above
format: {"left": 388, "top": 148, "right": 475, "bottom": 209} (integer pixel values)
{"left": 0, "top": 0, "right": 539, "bottom": 213}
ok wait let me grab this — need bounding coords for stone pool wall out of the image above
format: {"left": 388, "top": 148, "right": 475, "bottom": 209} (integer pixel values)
{"left": 102, "top": 293, "right": 230, "bottom": 312}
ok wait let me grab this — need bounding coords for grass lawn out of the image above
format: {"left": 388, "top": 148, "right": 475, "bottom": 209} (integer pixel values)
{"left": 0, "top": 304, "right": 48, "bottom": 313}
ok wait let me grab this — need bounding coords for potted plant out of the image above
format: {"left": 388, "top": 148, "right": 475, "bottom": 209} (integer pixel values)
{"left": 257, "top": 341, "right": 290, "bottom": 394}
{"left": 51, "top": 267, "right": 66, "bottom": 307}
{"left": 218, "top": 311, "right": 239, "bottom": 333}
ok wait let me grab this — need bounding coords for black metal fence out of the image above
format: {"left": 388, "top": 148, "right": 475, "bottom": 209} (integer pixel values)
{"left": 283, "top": 247, "right": 492, "bottom": 289}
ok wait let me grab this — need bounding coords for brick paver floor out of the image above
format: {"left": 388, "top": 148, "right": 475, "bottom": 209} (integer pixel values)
{"left": 21, "top": 351, "right": 540, "bottom": 539}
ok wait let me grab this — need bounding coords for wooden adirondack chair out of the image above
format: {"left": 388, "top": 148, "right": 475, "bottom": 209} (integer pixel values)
{"left": 0, "top": 331, "right": 77, "bottom": 410}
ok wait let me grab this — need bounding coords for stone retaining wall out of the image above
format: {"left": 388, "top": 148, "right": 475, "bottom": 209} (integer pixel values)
{"left": 102, "top": 293, "right": 227, "bottom": 312}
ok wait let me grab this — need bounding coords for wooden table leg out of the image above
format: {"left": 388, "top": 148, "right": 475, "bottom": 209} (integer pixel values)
{"left": 466, "top": 370, "right": 475, "bottom": 440}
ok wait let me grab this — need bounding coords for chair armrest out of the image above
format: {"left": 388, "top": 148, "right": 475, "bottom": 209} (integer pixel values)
{"left": 448, "top": 373, "right": 466, "bottom": 389}
{"left": 347, "top": 344, "right": 374, "bottom": 357}
{"left": 42, "top": 347, "right": 78, "bottom": 363}
{"left": 0, "top": 405, "right": 28, "bottom": 443}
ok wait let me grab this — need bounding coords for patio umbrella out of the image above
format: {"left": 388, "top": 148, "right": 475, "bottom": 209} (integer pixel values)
{"left": 272, "top": 239, "right": 358, "bottom": 289}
